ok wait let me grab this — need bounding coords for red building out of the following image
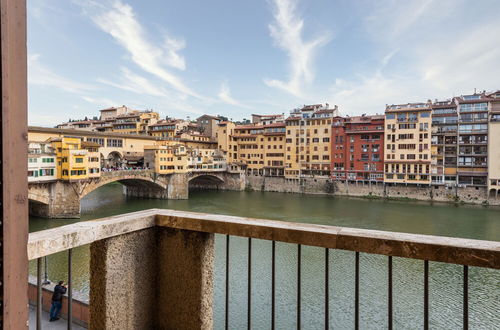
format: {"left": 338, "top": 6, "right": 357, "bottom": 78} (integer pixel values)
{"left": 331, "top": 115, "right": 385, "bottom": 181}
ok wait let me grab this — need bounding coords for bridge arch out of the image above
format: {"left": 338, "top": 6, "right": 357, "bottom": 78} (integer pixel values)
{"left": 79, "top": 171, "right": 169, "bottom": 200}
{"left": 105, "top": 151, "right": 124, "bottom": 168}
{"left": 188, "top": 173, "right": 225, "bottom": 190}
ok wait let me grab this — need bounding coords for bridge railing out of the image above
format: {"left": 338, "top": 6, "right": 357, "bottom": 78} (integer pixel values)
{"left": 28, "top": 209, "right": 500, "bottom": 329}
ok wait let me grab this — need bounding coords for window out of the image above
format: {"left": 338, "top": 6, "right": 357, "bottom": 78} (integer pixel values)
{"left": 386, "top": 114, "right": 395, "bottom": 119}
{"left": 75, "top": 157, "right": 84, "bottom": 163}
{"left": 107, "top": 138, "right": 123, "bottom": 147}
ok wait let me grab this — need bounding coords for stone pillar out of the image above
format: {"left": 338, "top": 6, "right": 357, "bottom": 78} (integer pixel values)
{"left": 157, "top": 228, "right": 214, "bottom": 329}
{"left": 90, "top": 229, "right": 158, "bottom": 330}
{"left": 167, "top": 173, "right": 189, "bottom": 199}
{"left": 90, "top": 227, "right": 214, "bottom": 329}
{"left": 48, "top": 182, "right": 80, "bottom": 218}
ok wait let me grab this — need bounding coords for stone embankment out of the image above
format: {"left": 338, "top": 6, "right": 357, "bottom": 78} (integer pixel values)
{"left": 244, "top": 175, "right": 500, "bottom": 206}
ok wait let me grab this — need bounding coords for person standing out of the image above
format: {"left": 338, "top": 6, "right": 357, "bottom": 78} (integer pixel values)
{"left": 49, "top": 281, "right": 67, "bottom": 322}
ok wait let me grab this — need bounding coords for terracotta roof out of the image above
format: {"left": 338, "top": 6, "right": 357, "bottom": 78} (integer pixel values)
{"left": 149, "top": 120, "right": 179, "bottom": 127}
{"left": 235, "top": 125, "right": 263, "bottom": 130}
{"left": 263, "top": 122, "right": 285, "bottom": 128}
{"left": 252, "top": 114, "right": 283, "bottom": 118}
{"left": 346, "top": 115, "right": 384, "bottom": 123}
{"left": 197, "top": 114, "right": 221, "bottom": 121}
{"left": 302, "top": 104, "right": 322, "bottom": 110}
{"left": 28, "top": 126, "right": 159, "bottom": 140}
{"left": 314, "top": 109, "right": 334, "bottom": 114}
{"left": 81, "top": 141, "right": 101, "bottom": 148}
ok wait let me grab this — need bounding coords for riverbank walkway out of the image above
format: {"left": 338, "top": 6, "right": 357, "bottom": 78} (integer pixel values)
{"left": 29, "top": 304, "right": 86, "bottom": 329}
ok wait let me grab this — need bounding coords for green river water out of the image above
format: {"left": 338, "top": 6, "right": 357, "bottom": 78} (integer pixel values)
{"left": 29, "top": 183, "right": 499, "bottom": 329}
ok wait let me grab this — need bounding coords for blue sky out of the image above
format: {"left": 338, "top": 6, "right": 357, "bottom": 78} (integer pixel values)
{"left": 28, "top": 0, "right": 500, "bottom": 126}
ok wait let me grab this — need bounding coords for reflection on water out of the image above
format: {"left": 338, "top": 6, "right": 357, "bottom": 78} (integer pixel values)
{"left": 29, "top": 183, "right": 500, "bottom": 329}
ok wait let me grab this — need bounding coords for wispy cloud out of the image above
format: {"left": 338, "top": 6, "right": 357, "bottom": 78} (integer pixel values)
{"left": 331, "top": 1, "right": 500, "bottom": 115}
{"left": 217, "top": 82, "right": 251, "bottom": 109}
{"left": 28, "top": 54, "right": 95, "bottom": 94}
{"left": 81, "top": 0, "right": 199, "bottom": 98}
{"left": 264, "top": 0, "right": 330, "bottom": 97}
{"left": 81, "top": 96, "right": 117, "bottom": 108}
{"left": 97, "top": 67, "right": 170, "bottom": 97}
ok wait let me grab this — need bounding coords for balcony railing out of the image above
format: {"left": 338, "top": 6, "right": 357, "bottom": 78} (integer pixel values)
{"left": 27, "top": 209, "right": 500, "bottom": 329}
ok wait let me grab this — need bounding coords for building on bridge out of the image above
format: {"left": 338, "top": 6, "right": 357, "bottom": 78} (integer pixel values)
{"left": 144, "top": 144, "right": 189, "bottom": 174}
{"left": 52, "top": 137, "right": 92, "bottom": 180}
{"left": 28, "top": 141, "right": 57, "bottom": 182}
{"left": 82, "top": 141, "right": 101, "bottom": 178}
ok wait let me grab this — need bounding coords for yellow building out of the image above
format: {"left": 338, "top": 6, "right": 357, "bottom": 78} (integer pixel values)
{"left": 149, "top": 120, "right": 189, "bottom": 138}
{"left": 384, "top": 103, "right": 432, "bottom": 184}
{"left": 81, "top": 141, "right": 101, "bottom": 178}
{"left": 215, "top": 121, "right": 235, "bottom": 159}
{"left": 284, "top": 104, "right": 336, "bottom": 178}
{"left": 262, "top": 123, "right": 286, "bottom": 176}
{"left": 229, "top": 124, "right": 265, "bottom": 175}
{"left": 144, "top": 144, "right": 188, "bottom": 174}
{"left": 112, "top": 110, "right": 160, "bottom": 134}
{"left": 51, "top": 137, "right": 89, "bottom": 180}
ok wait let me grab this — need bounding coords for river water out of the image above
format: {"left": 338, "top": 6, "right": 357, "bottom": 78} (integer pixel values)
{"left": 29, "top": 183, "right": 499, "bottom": 329}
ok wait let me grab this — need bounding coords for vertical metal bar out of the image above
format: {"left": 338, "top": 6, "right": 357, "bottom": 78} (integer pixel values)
{"left": 463, "top": 265, "right": 469, "bottom": 330}
{"left": 424, "top": 260, "right": 429, "bottom": 330}
{"left": 272, "top": 241, "right": 276, "bottom": 330}
{"left": 325, "top": 248, "right": 329, "bottom": 330}
{"left": 297, "top": 244, "right": 301, "bottom": 330}
{"left": 37, "top": 258, "right": 42, "bottom": 330}
{"left": 247, "top": 238, "right": 252, "bottom": 330}
{"left": 225, "top": 235, "right": 230, "bottom": 330}
{"left": 67, "top": 249, "right": 73, "bottom": 330}
{"left": 388, "top": 256, "right": 393, "bottom": 330}
{"left": 355, "top": 252, "right": 359, "bottom": 330}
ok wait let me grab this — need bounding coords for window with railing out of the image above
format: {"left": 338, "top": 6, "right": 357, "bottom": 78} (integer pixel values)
{"left": 459, "top": 103, "right": 487, "bottom": 112}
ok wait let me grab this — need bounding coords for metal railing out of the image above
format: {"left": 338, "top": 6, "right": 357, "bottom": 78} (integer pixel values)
{"left": 28, "top": 209, "right": 500, "bottom": 329}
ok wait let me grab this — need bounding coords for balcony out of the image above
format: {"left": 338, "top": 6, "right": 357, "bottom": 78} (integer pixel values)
{"left": 27, "top": 209, "right": 499, "bottom": 329}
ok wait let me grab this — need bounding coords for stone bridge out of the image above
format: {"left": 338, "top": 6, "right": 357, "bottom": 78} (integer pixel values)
{"left": 28, "top": 170, "right": 245, "bottom": 218}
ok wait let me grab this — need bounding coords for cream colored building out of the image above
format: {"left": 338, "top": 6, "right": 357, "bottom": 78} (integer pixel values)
{"left": 28, "top": 141, "right": 57, "bottom": 182}
{"left": 112, "top": 110, "right": 160, "bottom": 135}
{"left": 216, "top": 121, "right": 235, "bottom": 159}
{"left": 149, "top": 120, "right": 189, "bottom": 138}
{"left": 384, "top": 103, "right": 432, "bottom": 184}
{"left": 28, "top": 126, "right": 159, "bottom": 168}
{"left": 285, "top": 104, "right": 337, "bottom": 178}
{"left": 487, "top": 91, "right": 500, "bottom": 197}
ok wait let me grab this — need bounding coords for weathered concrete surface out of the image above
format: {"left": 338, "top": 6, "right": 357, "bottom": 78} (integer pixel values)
{"left": 27, "top": 209, "right": 157, "bottom": 260}
{"left": 157, "top": 228, "right": 214, "bottom": 329}
{"left": 167, "top": 173, "right": 189, "bottom": 199}
{"left": 90, "top": 229, "right": 157, "bottom": 330}
{"left": 155, "top": 209, "right": 500, "bottom": 269}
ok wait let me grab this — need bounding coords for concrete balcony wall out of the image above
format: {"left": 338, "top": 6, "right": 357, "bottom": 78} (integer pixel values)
{"left": 89, "top": 227, "right": 213, "bottom": 330}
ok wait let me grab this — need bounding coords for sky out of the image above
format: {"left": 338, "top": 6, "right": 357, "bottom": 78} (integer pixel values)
{"left": 28, "top": 0, "right": 500, "bottom": 126}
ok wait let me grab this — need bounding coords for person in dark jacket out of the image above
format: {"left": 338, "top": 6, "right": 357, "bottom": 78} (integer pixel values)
{"left": 49, "top": 281, "right": 67, "bottom": 322}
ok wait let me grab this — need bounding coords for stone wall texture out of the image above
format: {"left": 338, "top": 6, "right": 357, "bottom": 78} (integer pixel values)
{"left": 90, "top": 229, "right": 158, "bottom": 330}
{"left": 244, "top": 175, "right": 500, "bottom": 206}
{"left": 90, "top": 227, "right": 214, "bottom": 330}
{"left": 157, "top": 228, "right": 214, "bottom": 329}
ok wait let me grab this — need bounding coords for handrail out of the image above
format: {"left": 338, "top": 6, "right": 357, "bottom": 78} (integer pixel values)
{"left": 28, "top": 209, "right": 500, "bottom": 268}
